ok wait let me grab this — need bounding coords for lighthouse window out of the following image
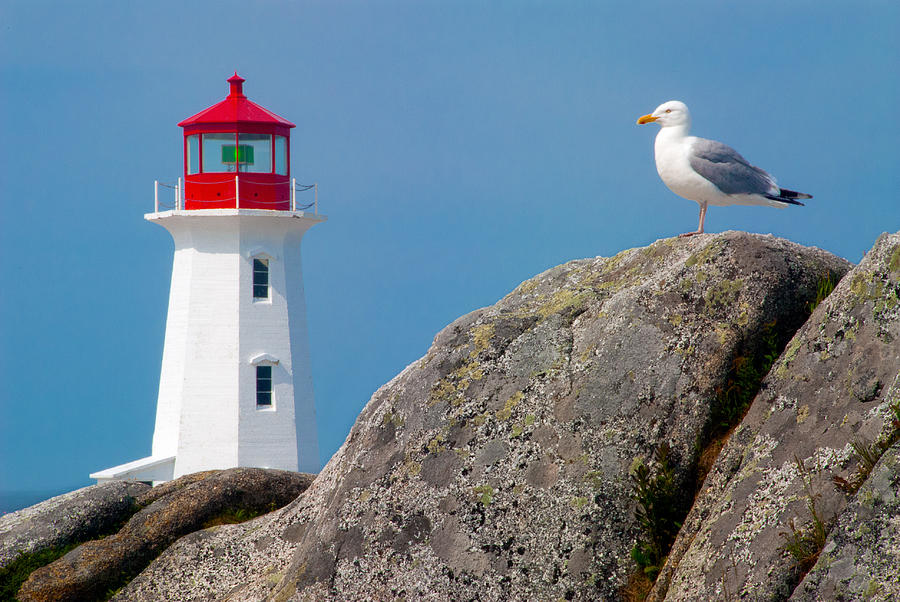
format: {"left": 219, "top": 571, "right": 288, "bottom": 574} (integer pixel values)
{"left": 253, "top": 258, "right": 269, "bottom": 299}
{"left": 274, "top": 136, "right": 287, "bottom": 175}
{"left": 238, "top": 134, "right": 273, "bottom": 173}
{"left": 187, "top": 135, "right": 200, "bottom": 175}
{"left": 202, "top": 133, "right": 238, "bottom": 173}
{"left": 256, "top": 365, "right": 273, "bottom": 406}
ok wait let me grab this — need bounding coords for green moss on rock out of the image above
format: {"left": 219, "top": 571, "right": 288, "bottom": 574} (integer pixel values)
{"left": 704, "top": 279, "right": 744, "bottom": 312}
{"left": 685, "top": 239, "right": 724, "bottom": 268}
{"left": 473, "top": 485, "right": 494, "bottom": 506}
{"left": 889, "top": 246, "right": 900, "bottom": 273}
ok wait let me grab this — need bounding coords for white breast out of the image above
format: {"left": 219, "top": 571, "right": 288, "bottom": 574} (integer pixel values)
{"left": 654, "top": 132, "right": 730, "bottom": 206}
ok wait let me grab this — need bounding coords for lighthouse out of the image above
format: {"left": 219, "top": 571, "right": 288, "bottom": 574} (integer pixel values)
{"left": 91, "top": 74, "right": 324, "bottom": 483}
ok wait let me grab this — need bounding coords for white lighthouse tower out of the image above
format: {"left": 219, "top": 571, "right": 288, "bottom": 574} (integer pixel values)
{"left": 91, "top": 74, "right": 323, "bottom": 483}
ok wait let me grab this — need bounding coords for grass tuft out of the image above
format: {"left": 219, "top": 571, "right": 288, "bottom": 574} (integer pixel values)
{"left": 622, "top": 569, "right": 654, "bottom": 602}
{"left": 780, "top": 456, "right": 828, "bottom": 575}
{"left": 850, "top": 437, "right": 881, "bottom": 474}
{"left": 0, "top": 543, "right": 79, "bottom": 600}
{"left": 807, "top": 273, "right": 837, "bottom": 313}
{"left": 706, "top": 321, "right": 780, "bottom": 441}
{"left": 834, "top": 400, "right": 900, "bottom": 494}
{"left": 629, "top": 443, "right": 682, "bottom": 583}
{"left": 202, "top": 502, "right": 277, "bottom": 528}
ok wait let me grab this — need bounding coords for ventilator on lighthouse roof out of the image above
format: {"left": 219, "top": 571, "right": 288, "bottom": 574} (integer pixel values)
{"left": 178, "top": 73, "right": 295, "bottom": 210}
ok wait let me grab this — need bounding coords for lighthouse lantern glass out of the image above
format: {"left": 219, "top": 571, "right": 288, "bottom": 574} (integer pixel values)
{"left": 238, "top": 134, "right": 273, "bottom": 173}
{"left": 187, "top": 135, "right": 200, "bottom": 175}
{"left": 202, "top": 133, "right": 237, "bottom": 173}
{"left": 274, "top": 136, "right": 287, "bottom": 175}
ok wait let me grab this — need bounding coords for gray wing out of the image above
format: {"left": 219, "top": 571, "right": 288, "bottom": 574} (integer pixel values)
{"left": 689, "top": 138, "right": 775, "bottom": 196}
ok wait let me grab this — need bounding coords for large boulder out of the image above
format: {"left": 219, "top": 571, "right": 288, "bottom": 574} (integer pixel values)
{"left": 0, "top": 481, "right": 149, "bottom": 570}
{"left": 115, "top": 232, "right": 849, "bottom": 601}
{"left": 17, "top": 468, "right": 313, "bottom": 602}
{"left": 790, "top": 441, "right": 900, "bottom": 601}
{"left": 654, "top": 232, "right": 900, "bottom": 601}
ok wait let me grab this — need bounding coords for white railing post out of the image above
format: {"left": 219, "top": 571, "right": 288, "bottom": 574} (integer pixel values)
{"left": 177, "top": 177, "right": 182, "bottom": 210}
{"left": 235, "top": 175, "right": 240, "bottom": 209}
{"left": 292, "top": 177, "right": 296, "bottom": 211}
{"left": 154, "top": 180, "right": 159, "bottom": 213}
{"left": 315, "top": 182, "right": 318, "bottom": 215}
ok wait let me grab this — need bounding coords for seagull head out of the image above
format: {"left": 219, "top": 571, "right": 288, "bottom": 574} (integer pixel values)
{"left": 637, "top": 100, "right": 691, "bottom": 128}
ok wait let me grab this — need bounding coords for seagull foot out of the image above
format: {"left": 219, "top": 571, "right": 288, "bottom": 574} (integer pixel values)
{"left": 678, "top": 231, "right": 704, "bottom": 238}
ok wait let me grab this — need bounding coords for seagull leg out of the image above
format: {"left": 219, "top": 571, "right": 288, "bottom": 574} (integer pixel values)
{"left": 679, "top": 202, "right": 707, "bottom": 238}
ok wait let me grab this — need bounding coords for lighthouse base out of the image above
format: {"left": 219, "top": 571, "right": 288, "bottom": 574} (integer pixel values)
{"left": 89, "top": 456, "right": 175, "bottom": 485}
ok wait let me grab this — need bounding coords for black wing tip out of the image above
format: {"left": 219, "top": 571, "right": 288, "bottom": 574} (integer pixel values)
{"left": 765, "top": 188, "right": 811, "bottom": 206}
{"left": 764, "top": 193, "right": 805, "bottom": 206}
{"left": 779, "top": 188, "right": 813, "bottom": 200}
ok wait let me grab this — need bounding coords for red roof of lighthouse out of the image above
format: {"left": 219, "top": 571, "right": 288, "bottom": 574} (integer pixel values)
{"left": 177, "top": 73, "right": 295, "bottom": 129}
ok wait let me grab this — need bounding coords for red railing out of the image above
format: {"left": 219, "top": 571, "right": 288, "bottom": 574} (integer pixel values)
{"left": 153, "top": 177, "right": 318, "bottom": 213}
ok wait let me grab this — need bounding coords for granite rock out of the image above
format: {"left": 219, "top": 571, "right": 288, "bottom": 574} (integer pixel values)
{"left": 655, "top": 232, "right": 900, "bottom": 601}
{"left": 790, "top": 441, "right": 900, "bottom": 601}
{"left": 17, "top": 468, "right": 313, "bottom": 602}
{"left": 0, "top": 481, "right": 149, "bottom": 570}
{"left": 115, "top": 232, "right": 850, "bottom": 601}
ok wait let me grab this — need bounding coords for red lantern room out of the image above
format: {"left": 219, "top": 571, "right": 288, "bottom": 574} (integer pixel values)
{"left": 178, "top": 73, "right": 295, "bottom": 210}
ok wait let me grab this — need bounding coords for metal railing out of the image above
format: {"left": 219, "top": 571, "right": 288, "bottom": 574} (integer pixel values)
{"left": 154, "top": 177, "right": 319, "bottom": 213}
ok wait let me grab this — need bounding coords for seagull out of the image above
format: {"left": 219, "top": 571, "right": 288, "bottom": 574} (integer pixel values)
{"left": 637, "top": 100, "right": 811, "bottom": 237}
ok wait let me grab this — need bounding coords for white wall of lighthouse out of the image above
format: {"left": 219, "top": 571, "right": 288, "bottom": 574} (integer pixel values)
{"left": 147, "top": 209, "right": 322, "bottom": 479}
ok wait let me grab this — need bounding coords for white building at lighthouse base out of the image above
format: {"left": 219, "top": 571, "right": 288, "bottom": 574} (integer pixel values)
{"left": 91, "top": 208, "right": 324, "bottom": 484}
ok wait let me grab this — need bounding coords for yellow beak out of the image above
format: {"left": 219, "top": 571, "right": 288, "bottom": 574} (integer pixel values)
{"left": 637, "top": 114, "right": 658, "bottom": 125}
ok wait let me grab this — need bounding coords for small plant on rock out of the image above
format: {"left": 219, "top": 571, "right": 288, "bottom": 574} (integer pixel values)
{"left": 780, "top": 456, "right": 828, "bottom": 574}
{"left": 807, "top": 273, "right": 837, "bottom": 313}
{"left": 0, "top": 543, "right": 78, "bottom": 600}
{"left": 834, "top": 400, "right": 900, "bottom": 494}
{"left": 851, "top": 436, "right": 881, "bottom": 473}
{"left": 630, "top": 443, "right": 682, "bottom": 581}
{"left": 707, "top": 321, "right": 780, "bottom": 440}
{"left": 202, "top": 502, "right": 276, "bottom": 528}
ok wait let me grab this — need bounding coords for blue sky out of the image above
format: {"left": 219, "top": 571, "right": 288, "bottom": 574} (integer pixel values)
{"left": 1, "top": 1, "right": 898, "bottom": 507}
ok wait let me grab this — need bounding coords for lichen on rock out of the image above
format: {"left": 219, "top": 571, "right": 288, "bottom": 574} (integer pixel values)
{"left": 107, "top": 231, "right": 852, "bottom": 602}
{"left": 654, "top": 232, "right": 900, "bottom": 602}
{"left": 14, "top": 468, "right": 312, "bottom": 602}
{"left": 0, "top": 481, "right": 149, "bottom": 571}
{"left": 790, "top": 441, "right": 900, "bottom": 601}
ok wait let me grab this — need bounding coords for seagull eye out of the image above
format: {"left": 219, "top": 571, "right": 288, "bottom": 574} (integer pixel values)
{"left": 665, "top": 109, "right": 672, "bottom": 113}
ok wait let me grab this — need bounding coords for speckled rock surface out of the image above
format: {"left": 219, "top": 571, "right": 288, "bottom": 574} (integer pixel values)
{"left": 655, "top": 232, "right": 900, "bottom": 601}
{"left": 0, "top": 481, "right": 149, "bottom": 569}
{"left": 116, "top": 232, "right": 849, "bottom": 602}
{"left": 790, "top": 441, "right": 900, "bottom": 601}
{"left": 17, "top": 468, "right": 313, "bottom": 602}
